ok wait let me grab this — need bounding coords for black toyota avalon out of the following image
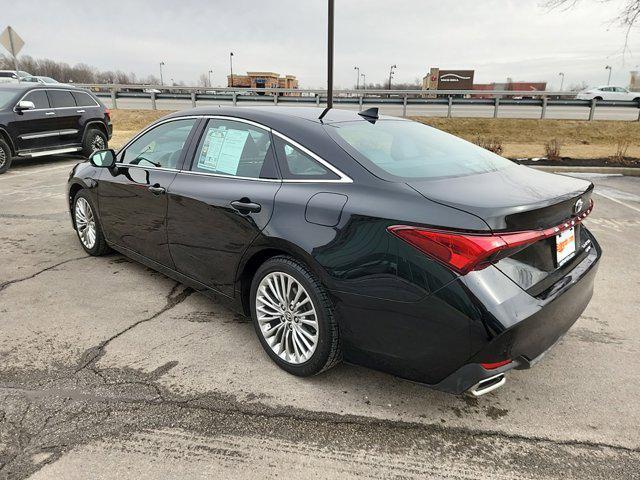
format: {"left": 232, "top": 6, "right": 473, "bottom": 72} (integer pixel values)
{"left": 67, "top": 106, "right": 601, "bottom": 396}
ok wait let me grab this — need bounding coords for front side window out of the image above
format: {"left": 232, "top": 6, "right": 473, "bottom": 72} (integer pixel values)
{"left": 22, "top": 90, "right": 50, "bottom": 109}
{"left": 274, "top": 136, "right": 338, "bottom": 180}
{"left": 325, "top": 120, "right": 515, "bottom": 180}
{"left": 122, "top": 119, "right": 196, "bottom": 169}
{"left": 191, "top": 119, "right": 275, "bottom": 179}
{"left": 47, "top": 90, "right": 76, "bottom": 108}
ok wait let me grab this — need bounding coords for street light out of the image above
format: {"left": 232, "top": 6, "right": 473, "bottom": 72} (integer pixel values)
{"left": 159, "top": 61, "right": 165, "bottom": 86}
{"left": 558, "top": 72, "right": 565, "bottom": 91}
{"left": 354, "top": 66, "right": 360, "bottom": 90}
{"left": 229, "top": 52, "right": 234, "bottom": 87}
{"left": 208, "top": 69, "right": 213, "bottom": 88}
{"left": 388, "top": 64, "right": 397, "bottom": 90}
{"left": 605, "top": 65, "right": 612, "bottom": 85}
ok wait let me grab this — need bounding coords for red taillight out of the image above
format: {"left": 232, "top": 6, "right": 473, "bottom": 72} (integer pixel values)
{"left": 481, "top": 359, "right": 512, "bottom": 370}
{"left": 105, "top": 108, "right": 111, "bottom": 121}
{"left": 388, "top": 199, "right": 593, "bottom": 275}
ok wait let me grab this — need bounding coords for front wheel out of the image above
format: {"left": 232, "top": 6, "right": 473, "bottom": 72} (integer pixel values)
{"left": 73, "top": 190, "right": 110, "bottom": 256}
{"left": 0, "top": 138, "right": 13, "bottom": 175}
{"left": 82, "top": 128, "right": 108, "bottom": 157}
{"left": 250, "top": 256, "right": 342, "bottom": 377}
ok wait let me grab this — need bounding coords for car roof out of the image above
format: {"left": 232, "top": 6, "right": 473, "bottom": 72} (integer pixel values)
{"left": 162, "top": 105, "right": 402, "bottom": 127}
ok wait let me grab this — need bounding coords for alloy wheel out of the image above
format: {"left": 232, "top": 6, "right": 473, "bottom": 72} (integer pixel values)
{"left": 91, "top": 135, "right": 105, "bottom": 152}
{"left": 255, "top": 272, "right": 319, "bottom": 364}
{"left": 75, "top": 197, "right": 96, "bottom": 249}
{"left": 0, "top": 148, "right": 6, "bottom": 169}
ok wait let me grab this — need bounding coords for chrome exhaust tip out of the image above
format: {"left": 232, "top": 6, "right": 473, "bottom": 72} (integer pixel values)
{"left": 467, "top": 373, "right": 506, "bottom": 397}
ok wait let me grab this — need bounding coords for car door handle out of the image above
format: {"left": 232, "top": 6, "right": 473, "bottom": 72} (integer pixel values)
{"left": 45, "top": 112, "right": 55, "bottom": 116}
{"left": 148, "top": 185, "right": 166, "bottom": 195}
{"left": 230, "top": 200, "right": 261, "bottom": 213}
{"left": 77, "top": 109, "right": 85, "bottom": 113}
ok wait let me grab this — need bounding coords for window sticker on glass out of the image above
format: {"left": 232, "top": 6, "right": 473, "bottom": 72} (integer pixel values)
{"left": 197, "top": 126, "right": 249, "bottom": 175}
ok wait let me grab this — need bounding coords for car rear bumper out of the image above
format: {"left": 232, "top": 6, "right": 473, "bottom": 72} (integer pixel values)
{"left": 430, "top": 234, "right": 601, "bottom": 395}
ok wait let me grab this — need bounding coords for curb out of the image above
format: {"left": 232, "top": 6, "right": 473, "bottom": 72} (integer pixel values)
{"left": 528, "top": 165, "right": 640, "bottom": 176}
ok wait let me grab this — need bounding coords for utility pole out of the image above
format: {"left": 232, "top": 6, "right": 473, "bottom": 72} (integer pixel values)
{"left": 354, "top": 66, "right": 360, "bottom": 90}
{"left": 605, "top": 65, "right": 612, "bottom": 85}
{"left": 327, "top": 0, "right": 334, "bottom": 109}
{"left": 361, "top": 73, "right": 366, "bottom": 91}
{"left": 558, "top": 72, "right": 565, "bottom": 91}
{"left": 208, "top": 69, "right": 213, "bottom": 88}
{"left": 159, "top": 61, "right": 165, "bottom": 86}
{"left": 229, "top": 52, "right": 234, "bottom": 87}
{"left": 388, "top": 64, "right": 397, "bottom": 90}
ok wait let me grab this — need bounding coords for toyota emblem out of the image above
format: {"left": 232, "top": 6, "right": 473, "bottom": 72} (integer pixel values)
{"left": 574, "top": 198, "right": 584, "bottom": 214}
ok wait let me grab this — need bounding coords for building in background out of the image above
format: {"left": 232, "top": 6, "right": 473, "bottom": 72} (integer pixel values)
{"left": 227, "top": 71, "right": 298, "bottom": 95}
{"left": 630, "top": 71, "right": 640, "bottom": 91}
{"left": 472, "top": 79, "right": 547, "bottom": 98}
{"left": 422, "top": 68, "right": 475, "bottom": 92}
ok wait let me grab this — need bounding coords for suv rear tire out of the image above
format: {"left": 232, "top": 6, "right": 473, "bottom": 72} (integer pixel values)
{"left": 0, "top": 138, "right": 13, "bottom": 175}
{"left": 82, "top": 128, "right": 108, "bottom": 158}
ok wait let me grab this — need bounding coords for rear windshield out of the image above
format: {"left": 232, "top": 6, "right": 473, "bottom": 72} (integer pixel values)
{"left": 325, "top": 119, "right": 514, "bottom": 180}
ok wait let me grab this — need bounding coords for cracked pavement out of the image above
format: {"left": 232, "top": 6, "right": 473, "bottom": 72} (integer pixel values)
{"left": 1, "top": 157, "right": 639, "bottom": 479}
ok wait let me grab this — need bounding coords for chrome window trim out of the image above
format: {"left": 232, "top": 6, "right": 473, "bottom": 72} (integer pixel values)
{"left": 116, "top": 114, "right": 353, "bottom": 184}
{"left": 117, "top": 163, "right": 181, "bottom": 173}
{"left": 13, "top": 87, "right": 100, "bottom": 112}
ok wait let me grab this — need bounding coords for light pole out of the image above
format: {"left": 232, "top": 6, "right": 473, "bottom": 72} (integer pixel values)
{"left": 229, "top": 52, "right": 234, "bottom": 87}
{"left": 354, "top": 66, "right": 360, "bottom": 90}
{"left": 605, "top": 65, "right": 612, "bottom": 85}
{"left": 327, "top": 0, "right": 334, "bottom": 109}
{"left": 361, "top": 73, "right": 366, "bottom": 90}
{"left": 388, "top": 64, "right": 397, "bottom": 90}
{"left": 558, "top": 72, "right": 565, "bottom": 91}
{"left": 208, "top": 69, "right": 213, "bottom": 88}
{"left": 159, "top": 61, "right": 165, "bottom": 86}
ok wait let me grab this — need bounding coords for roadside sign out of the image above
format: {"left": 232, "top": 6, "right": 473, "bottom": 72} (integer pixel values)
{"left": 0, "top": 26, "right": 25, "bottom": 57}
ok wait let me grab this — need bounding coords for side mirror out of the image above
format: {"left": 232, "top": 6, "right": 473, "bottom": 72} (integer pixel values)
{"left": 15, "top": 100, "right": 35, "bottom": 112}
{"left": 89, "top": 149, "right": 116, "bottom": 168}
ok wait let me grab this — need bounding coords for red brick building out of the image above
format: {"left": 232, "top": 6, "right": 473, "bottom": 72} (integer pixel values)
{"left": 228, "top": 71, "right": 299, "bottom": 94}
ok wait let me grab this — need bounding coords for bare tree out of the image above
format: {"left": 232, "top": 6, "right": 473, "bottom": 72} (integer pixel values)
{"left": 545, "top": 0, "right": 640, "bottom": 48}
{"left": 198, "top": 72, "right": 210, "bottom": 87}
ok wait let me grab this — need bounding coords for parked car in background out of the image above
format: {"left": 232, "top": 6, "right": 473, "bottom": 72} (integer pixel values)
{"left": 577, "top": 86, "right": 640, "bottom": 102}
{"left": 22, "top": 75, "right": 61, "bottom": 85}
{"left": 0, "top": 70, "right": 32, "bottom": 84}
{"left": 67, "top": 106, "right": 601, "bottom": 397}
{"left": 0, "top": 83, "right": 112, "bottom": 174}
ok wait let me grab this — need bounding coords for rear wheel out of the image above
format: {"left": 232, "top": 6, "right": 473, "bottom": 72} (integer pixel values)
{"left": 0, "top": 138, "right": 13, "bottom": 175}
{"left": 250, "top": 256, "right": 341, "bottom": 376}
{"left": 73, "top": 190, "right": 110, "bottom": 256}
{"left": 82, "top": 128, "right": 108, "bottom": 157}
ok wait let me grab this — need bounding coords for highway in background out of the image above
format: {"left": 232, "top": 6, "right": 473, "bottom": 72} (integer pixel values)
{"left": 100, "top": 96, "right": 640, "bottom": 120}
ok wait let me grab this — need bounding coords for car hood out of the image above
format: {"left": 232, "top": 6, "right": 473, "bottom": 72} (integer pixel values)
{"left": 406, "top": 165, "right": 593, "bottom": 231}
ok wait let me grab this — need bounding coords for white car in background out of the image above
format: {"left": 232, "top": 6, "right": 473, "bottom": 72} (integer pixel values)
{"left": 577, "top": 86, "right": 640, "bottom": 102}
{"left": 21, "top": 75, "right": 61, "bottom": 85}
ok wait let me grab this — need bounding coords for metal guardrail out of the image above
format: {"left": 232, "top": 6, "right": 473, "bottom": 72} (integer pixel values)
{"left": 75, "top": 84, "right": 640, "bottom": 121}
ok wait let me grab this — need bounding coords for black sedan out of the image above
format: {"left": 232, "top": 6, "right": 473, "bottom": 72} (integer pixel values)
{"left": 67, "top": 106, "right": 601, "bottom": 396}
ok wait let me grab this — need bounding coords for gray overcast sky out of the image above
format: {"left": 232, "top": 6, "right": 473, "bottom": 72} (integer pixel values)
{"left": 1, "top": 0, "right": 638, "bottom": 88}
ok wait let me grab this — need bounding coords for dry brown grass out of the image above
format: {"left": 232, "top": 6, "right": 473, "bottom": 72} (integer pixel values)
{"left": 107, "top": 110, "right": 640, "bottom": 159}
{"left": 545, "top": 139, "right": 563, "bottom": 161}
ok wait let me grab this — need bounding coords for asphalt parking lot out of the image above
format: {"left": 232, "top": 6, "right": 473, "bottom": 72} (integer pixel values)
{"left": 1, "top": 156, "right": 639, "bottom": 479}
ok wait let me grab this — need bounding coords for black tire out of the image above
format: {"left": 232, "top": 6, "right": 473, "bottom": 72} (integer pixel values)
{"left": 250, "top": 255, "right": 342, "bottom": 377}
{"left": 633, "top": 97, "right": 640, "bottom": 104}
{"left": 82, "top": 128, "right": 108, "bottom": 157}
{"left": 0, "top": 138, "right": 13, "bottom": 175}
{"left": 594, "top": 96, "right": 603, "bottom": 101}
{"left": 73, "top": 190, "right": 110, "bottom": 256}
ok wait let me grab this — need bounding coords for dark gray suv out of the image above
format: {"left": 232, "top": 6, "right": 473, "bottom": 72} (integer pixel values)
{"left": 0, "top": 83, "right": 112, "bottom": 174}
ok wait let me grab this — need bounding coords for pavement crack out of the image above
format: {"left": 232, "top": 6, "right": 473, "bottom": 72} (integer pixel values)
{"left": 74, "top": 283, "right": 194, "bottom": 374}
{"left": 0, "top": 256, "right": 89, "bottom": 293}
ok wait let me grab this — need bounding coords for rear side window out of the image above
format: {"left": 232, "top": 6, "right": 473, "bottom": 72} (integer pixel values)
{"left": 22, "top": 90, "right": 50, "bottom": 109}
{"left": 71, "top": 91, "right": 98, "bottom": 107}
{"left": 191, "top": 119, "right": 277, "bottom": 179}
{"left": 325, "top": 120, "right": 514, "bottom": 180}
{"left": 273, "top": 136, "right": 338, "bottom": 180}
{"left": 47, "top": 90, "right": 76, "bottom": 108}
